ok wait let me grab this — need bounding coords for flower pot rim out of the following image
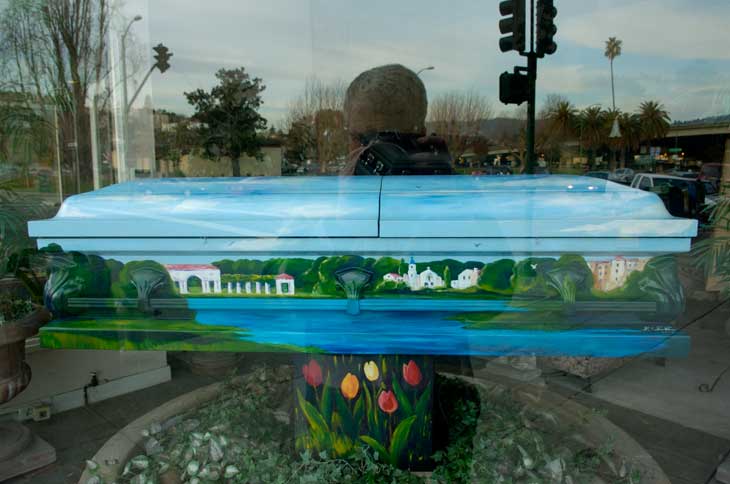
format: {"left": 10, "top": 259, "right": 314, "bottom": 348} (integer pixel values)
{"left": 0, "top": 306, "right": 51, "bottom": 346}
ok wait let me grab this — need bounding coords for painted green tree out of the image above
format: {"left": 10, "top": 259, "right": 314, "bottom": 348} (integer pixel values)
{"left": 478, "top": 259, "right": 515, "bottom": 294}
{"left": 111, "top": 261, "right": 178, "bottom": 300}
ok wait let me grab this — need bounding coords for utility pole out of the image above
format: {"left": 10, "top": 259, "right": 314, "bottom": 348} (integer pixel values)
{"left": 498, "top": 0, "right": 557, "bottom": 174}
{"left": 119, "top": 15, "right": 142, "bottom": 183}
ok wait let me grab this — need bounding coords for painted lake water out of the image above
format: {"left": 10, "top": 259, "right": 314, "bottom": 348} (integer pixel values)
{"left": 188, "top": 298, "right": 689, "bottom": 357}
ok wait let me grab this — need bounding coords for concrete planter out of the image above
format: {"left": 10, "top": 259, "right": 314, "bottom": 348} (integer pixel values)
{"left": 0, "top": 306, "right": 55, "bottom": 481}
{"left": 80, "top": 372, "right": 670, "bottom": 484}
{"left": 0, "top": 306, "right": 51, "bottom": 404}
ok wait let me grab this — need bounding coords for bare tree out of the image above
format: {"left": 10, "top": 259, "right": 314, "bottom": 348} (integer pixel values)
{"left": 427, "top": 89, "right": 493, "bottom": 162}
{"left": 282, "top": 77, "right": 347, "bottom": 174}
{"left": 0, "top": 0, "right": 112, "bottom": 193}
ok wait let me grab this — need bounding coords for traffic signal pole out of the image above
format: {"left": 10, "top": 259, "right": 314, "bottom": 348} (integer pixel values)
{"left": 127, "top": 43, "right": 173, "bottom": 114}
{"left": 498, "top": 0, "right": 556, "bottom": 175}
{"left": 525, "top": 52, "right": 537, "bottom": 174}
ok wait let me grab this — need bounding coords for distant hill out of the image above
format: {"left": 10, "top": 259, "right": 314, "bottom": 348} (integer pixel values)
{"left": 425, "top": 117, "right": 524, "bottom": 140}
{"left": 479, "top": 117, "right": 525, "bottom": 139}
{"left": 673, "top": 114, "right": 730, "bottom": 127}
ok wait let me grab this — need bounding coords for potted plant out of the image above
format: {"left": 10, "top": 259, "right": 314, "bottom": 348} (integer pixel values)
{"left": 0, "top": 184, "right": 54, "bottom": 479}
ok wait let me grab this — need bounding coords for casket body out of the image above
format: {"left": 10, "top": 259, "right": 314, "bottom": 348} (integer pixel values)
{"left": 29, "top": 175, "right": 697, "bottom": 357}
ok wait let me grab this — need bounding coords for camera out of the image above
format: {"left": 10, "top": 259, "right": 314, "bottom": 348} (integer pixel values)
{"left": 353, "top": 131, "right": 453, "bottom": 176}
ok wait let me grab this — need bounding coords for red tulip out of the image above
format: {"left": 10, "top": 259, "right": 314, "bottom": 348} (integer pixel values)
{"left": 302, "top": 359, "right": 323, "bottom": 388}
{"left": 402, "top": 360, "right": 422, "bottom": 387}
{"left": 378, "top": 390, "right": 398, "bottom": 414}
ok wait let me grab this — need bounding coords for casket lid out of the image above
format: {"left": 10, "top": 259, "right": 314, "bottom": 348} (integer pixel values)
{"left": 379, "top": 175, "right": 697, "bottom": 238}
{"left": 30, "top": 175, "right": 697, "bottom": 239}
{"left": 29, "top": 177, "right": 382, "bottom": 238}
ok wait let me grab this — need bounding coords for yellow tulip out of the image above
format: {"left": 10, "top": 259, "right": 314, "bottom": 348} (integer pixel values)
{"left": 340, "top": 372, "right": 360, "bottom": 400}
{"left": 363, "top": 361, "right": 379, "bottom": 382}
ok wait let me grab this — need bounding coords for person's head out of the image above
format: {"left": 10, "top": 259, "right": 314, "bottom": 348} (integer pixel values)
{"left": 344, "top": 64, "right": 427, "bottom": 144}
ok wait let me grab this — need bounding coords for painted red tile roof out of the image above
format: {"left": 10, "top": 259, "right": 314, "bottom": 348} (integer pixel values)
{"left": 164, "top": 264, "right": 219, "bottom": 271}
{"left": 276, "top": 273, "right": 294, "bottom": 280}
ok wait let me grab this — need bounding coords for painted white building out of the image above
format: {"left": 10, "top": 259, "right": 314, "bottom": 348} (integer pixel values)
{"left": 383, "top": 273, "right": 404, "bottom": 283}
{"left": 400, "top": 257, "right": 445, "bottom": 291}
{"left": 165, "top": 264, "right": 222, "bottom": 294}
{"left": 275, "top": 273, "right": 296, "bottom": 295}
{"left": 451, "top": 268, "right": 481, "bottom": 290}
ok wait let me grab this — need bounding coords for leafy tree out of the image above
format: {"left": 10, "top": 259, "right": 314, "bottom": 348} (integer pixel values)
{"left": 443, "top": 266, "right": 452, "bottom": 287}
{"left": 154, "top": 117, "right": 200, "bottom": 173}
{"left": 185, "top": 67, "right": 268, "bottom": 177}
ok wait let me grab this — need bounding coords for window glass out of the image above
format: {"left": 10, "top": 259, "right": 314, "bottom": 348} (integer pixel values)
{"left": 2, "top": 2, "right": 730, "bottom": 484}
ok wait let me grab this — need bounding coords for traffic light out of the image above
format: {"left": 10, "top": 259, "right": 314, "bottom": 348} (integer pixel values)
{"left": 153, "top": 43, "right": 172, "bottom": 73}
{"left": 536, "top": 0, "right": 558, "bottom": 57}
{"left": 498, "top": 0, "right": 526, "bottom": 53}
{"left": 499, "top": 71, "right": 529, "bottom": 105}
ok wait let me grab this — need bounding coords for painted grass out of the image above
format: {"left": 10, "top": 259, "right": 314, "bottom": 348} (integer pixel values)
{"left": 40, "top": 317, "right": 322, "bottom": 353}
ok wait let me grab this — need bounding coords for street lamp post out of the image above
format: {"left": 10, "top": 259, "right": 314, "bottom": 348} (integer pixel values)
{"left": 119, "top": 15, "right": 142, "bottom": 182}
{"left": 416, "top": 66, "right": 435, "bottom": 76}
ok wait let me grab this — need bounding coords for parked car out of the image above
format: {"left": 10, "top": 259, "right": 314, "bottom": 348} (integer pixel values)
{"left": 699, "top": 163, "right": 721, "bottom": 183}
{"left": 702, "top": 180, "right": 720, "bottom": 208}
{"left": 666, "top": 169, "right": 698, "bottom": 179}
{"left": 609, "top": 168, "right": 634, "bottom": 184}
{"left": 585, "top": 171, "right": 610, "bottom": 180}
{"left": 479, "top": 165, "right": 512, "bottom": 175}
{"left": 630, "top": 173, "right": 705, "bottom": 219}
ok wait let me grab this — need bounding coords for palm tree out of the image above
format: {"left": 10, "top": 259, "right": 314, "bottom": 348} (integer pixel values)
{"left": 617, "top": 112, "right": 642, "bottom": 168}
{"left": 579, "top": 106, "right": 607, "bottom": 169}
{"left": 604, "top": 37, "right": 622, "bottom": 110}
{"left": 638, "top": 100, "right": 671, "bottom": 143}
{"left": 543, "top": 99, "right": 578, "bottom": 170}
{"left": 546, "top": 99, "right": 578, "bottom": 141}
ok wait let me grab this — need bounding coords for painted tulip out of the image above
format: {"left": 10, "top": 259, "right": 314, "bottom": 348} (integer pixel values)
{"left": 377, "top": 390, "right": 398, "bottom": 414}
{"left": 302, "top": 359, "right": 323, "bottom": 388}
{"left": 402, "top": 360, "right": 423, "bottom": 387}
{"left": 340, "top": 372, "right": 360, "bottom": 400}
{"left": 363, "top": 361, "right": 379, "bottom": 381}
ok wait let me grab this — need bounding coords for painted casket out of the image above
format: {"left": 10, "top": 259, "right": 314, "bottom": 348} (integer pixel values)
{"left": 29, "top": 175, "right": 697, "bottom": 358}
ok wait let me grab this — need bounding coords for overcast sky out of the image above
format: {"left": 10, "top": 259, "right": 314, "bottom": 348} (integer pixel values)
{"left": 122, "top": 0, "right": 730, "bottom": 124}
